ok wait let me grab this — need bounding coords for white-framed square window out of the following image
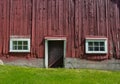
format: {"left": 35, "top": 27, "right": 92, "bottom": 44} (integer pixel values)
{"left": 10, "top": 38, "right": 30, "bottom": 52}
{"left": 85, "top": 38, "right": 108, "bottom": 54}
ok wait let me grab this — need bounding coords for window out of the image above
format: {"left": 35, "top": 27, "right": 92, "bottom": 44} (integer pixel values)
{"left": 85, "top": 38, "right": 108, "bottom": 54}
{"left": 10, "top": 38, "right": 30, "bottom": 52}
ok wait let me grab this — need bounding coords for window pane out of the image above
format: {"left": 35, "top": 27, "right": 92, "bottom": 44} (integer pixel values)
{"left": 88, "top": 42, "right": 93, "bottom": 47}
{"left": 94, "top": 42, "right": 99, "bottom": 47}
{"left": 18, "top": 46, "right": 22, "bottom": 50}
{"left": 94, "top": 47, "right": 99, "bottom": 51}
{"left": 13, "top": 41, "right": 17, "bottom": 46}
{"left": 100, "top": 47, "right": 105, "bottom": 51}
{"left": 23, "top": 41, "right": 28, "bottom": 45}
{"left": 88, "top": 47, "right": 93, "bottom": 51}
{"left": 100, "top": 42, "right": 104, "bottom": 46}
{"left": 18, "top": 41, "right": 22, "bottom": 46}
{"left": 23, "top": 46, "right": 28, "bottom": 50}
{"left": 13, "top": 46, "right": 17, "bottom": 50}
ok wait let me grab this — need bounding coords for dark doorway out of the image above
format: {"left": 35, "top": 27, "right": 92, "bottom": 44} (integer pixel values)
{"left": 48, "top": 41, "right": 64, "bottom": 68}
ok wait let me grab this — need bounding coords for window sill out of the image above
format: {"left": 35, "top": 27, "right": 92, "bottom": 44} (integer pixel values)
{"left": 9, "top": 50, "right": 30, "bottom": 53}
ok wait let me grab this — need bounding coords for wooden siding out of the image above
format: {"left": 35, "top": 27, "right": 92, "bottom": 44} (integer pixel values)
{"left": 0, "top": 0, "right": 120, "bottom": 60}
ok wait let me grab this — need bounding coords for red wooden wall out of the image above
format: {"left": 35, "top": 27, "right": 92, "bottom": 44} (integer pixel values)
{"left": 0, "top": 0, "right": 120, "bottom": 60}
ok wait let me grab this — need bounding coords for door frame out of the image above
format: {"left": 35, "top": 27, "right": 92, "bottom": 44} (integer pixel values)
{"left": 45, "top": 37, "right": 66, "bottom": 68}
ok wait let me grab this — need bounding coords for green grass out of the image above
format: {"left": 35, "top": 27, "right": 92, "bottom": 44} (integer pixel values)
{"left": 0, "top": 65, "right": 120, "bottom": 84}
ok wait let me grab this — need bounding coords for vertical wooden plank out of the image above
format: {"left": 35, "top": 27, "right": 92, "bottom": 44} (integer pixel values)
{"left": 75, "top": 0, "right": 79, "bottom": 57}
{"left": 94, "top": 0, "right": 98, "bottom": 36}
{"left": 3, "top": 0, "right": 10, "bottom": 55}
{"left": 69, "top": 0, "right": 75, "bottom": 57}
{"left": 58, "top": 0, "right": 64, "bottom": 35}
{"left": 105, "top": 0, "right": 109, "bottom": 59}
{"left": 43, "top": 0, "right": 48, "bottom": 36}
{"left": 35, "top": 0, "right": 43, "bottom": 58}
{"left": 27, "top": 0, "right": 32, "bottom": 35}
{"left": 88, "top": 0, "right": 94, "bottom": 35}
{"left": 0, "top": 0, "right": 3, "bottom": 54}
{"left": 99, "top": 0, "right": 103, "bottom": 36}
{"left": 14, "top": 0, "right": 19, "bottom": 35}
{"left": 24, "top": 0, "right": 28, "bottom": 35}
{"left": 63, "top": 0, "right": 69, "bottom": 57}
{"left": 2, "top": 0, "right": 5, "bottom": 54}
{"left": 51, "top": 0, "right": 56, "bottom": 35}
{"left": 1, "top": 0, "right": 5, "bottom": 54}
{"left": 96, "top": 0, "right": 100, "bottom": 35}
{"left": 114, "top": 0, "right": 120, "bottom": 58}
{"left": 34, "top": 0, "right": 38, "bottom": 57}
{"left": 117, "top": 4, "right": 120, "bottom": 58}
{"left": 42, "top": 0, "right": 48, "bottom": 57}
{"left": 6, "top": 0, "right": 10, "bottom": 54}
{"left": 93, "top": 0, "right": 96, "bottom": 36}
{"left": 109, "top": 0, "right": 116, "bottom": 58}
{"left": 117, "top": 0, "right": 120, "bottom": 58}
{"left": 34, "top": 0, "right": 38, "bottom": 58}
{"left": 47, "top": 0, "right": 52, "bottom": 36}
{"left": 63, "top": 0, "right": 66, "bottom": 35}
{"left": 78, "top": 0, "right": 83, "bottom": 58}
{"left": 39, "top": 0, "right": 44, "bottom": 58}
{"left": 81, "top": 0, "right": 88, "bottom": 58}
{"left": 107, "top": 0, "right": 112, "bottom": 59}
{"left": 31, "top": 0, "right": 36, "bottom": 57}
{"left": 10, "top": 0, "right": 14, "bottom": 35}
{"left": 66, "top": 0, "right": 71, "bottom": 57}
{"left": 75, "top": 0, "right": 82, "bottom": 58}
{"left": 63, "top": 0, "right": 69, "bottom": 36}
{"left": 55, "top": 0, "right": 59, "bottom": 35}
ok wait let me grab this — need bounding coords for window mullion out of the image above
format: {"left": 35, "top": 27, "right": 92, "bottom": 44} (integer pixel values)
{"left": 98, "top": 41, "right": 100, "bottom": 51}
{"left": 17, "top": 41, "right": 18, "bottom": 50}
{"left": 22, "top": 41, "right": 23, "bottom": 50}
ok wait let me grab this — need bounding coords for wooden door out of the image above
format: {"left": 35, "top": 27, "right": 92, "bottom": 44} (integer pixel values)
{"left": 48, "top": 41, "right": 64, "bottom": 68}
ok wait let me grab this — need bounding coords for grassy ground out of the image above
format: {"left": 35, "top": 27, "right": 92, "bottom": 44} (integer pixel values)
{"left": 0, "top": 65, "right": 120, "bottom": 84}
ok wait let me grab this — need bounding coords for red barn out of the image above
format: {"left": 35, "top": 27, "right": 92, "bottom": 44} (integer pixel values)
{"left": 0, "top": 0, "right": 120, "bottom": 69}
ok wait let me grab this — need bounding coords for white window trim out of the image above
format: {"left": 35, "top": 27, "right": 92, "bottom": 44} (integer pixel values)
{"left": 10, "top": 38, "right": 30, "bottom": 52}
{"left": 85, "top": 38, "right": 108, "bottom": 54}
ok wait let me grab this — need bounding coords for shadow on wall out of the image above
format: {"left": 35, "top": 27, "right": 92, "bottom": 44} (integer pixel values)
{"left": 111, "top": 0, "right": 120, "bottom": 17}
{"left": 111, "top": 0, "right": 120, "bottom": 9}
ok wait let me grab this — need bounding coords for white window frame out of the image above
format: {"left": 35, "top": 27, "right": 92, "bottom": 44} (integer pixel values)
{"left": 10, "top": 38, "right": 30, "bottom": 52}
{"left": 85, "top": 38, "right": 108, "bottom": 54}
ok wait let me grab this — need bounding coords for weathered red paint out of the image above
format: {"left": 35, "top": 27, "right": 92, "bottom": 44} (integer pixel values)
{"left": 0, "top": 0, "right": 120, "bottom": 61}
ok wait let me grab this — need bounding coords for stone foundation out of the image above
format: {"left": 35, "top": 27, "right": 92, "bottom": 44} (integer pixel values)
{"left": 1, "top": 58, "right": 44, "bottom": 68}
{"left": 65, "top": 58, "right": 120, "bottom": 70}
{"left": 1, "top": 57, "right": 120, "bottom": 70}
